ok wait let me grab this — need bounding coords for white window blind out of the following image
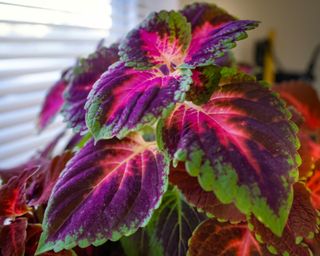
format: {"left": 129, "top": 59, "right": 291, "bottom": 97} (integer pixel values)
{"left": 0, "top": 0, "right": 112, "bottom": 167}
{"left": 0, "top": 0, "right": 178, "bottom": 168}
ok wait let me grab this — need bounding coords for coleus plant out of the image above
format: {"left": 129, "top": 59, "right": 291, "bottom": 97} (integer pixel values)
{"left": 1, "top": 2, "right": 320, "bottom": 256}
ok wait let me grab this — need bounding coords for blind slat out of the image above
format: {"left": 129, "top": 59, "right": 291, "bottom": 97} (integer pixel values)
{"left": 0, "top": 119, "right": 62, "bottom": 145}
{"left": 0, "top": 71, "right": 61, "bottom": 96}
{"left": 0, "top": 106, "right": 39, "bottom": 128}
{"left": 0, "top": 45, "right": 96, "bottom": 59}
{"left": 0, "top": 4, "right": 111, "bottom": 30}
{"left": 0, "top": 126, "right": 65, "bottom": 160}
{"left": 0, "top": 61, "right": 73, "bottom": 79}
{"left": 0, "top": 91, "right": 46, "bottom": 113}
{"left": 0, "top": 36, "right": 101, "bottom": 43}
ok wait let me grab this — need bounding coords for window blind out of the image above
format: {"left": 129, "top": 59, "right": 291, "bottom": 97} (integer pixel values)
{"left": 0, "top": 0, "right": 112, "bottom": 167}
{"left": 0, "top": 0, "right": 178, "bottom": 167}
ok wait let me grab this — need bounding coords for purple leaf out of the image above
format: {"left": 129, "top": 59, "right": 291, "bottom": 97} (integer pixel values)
{"left": 183, "top": 19, "right": 258, "bottom": 67}
{"left": 38, "top": 68, "right": 71, "bottom": 131}
{"left": 120, "top": 6, "right": 257, "bottom": 70}
{"left": 85, "top": 62, "right": 191, "bottom": 140}
{"left": 180, "top": 3, "right": 235, "bottom": 30}
{"left": 88, "top": 8, "right": 256, "bottom": 140}
{"left": 180, "top": 3, "right": 259, "bottom": 67}
{"left": 119, "top": 11, "right": 191, "bottom": 70}
{"left": 158, "top": 81, "right": 300, "bottom": 236}
{"left": 36, "top": 134, "right": 169, "bottom": 254}
{"left": 62, "top": 44, "right": 119, "bottom": 132}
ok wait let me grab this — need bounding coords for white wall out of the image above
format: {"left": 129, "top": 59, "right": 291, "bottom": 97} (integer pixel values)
{"left": 180, "top": 0, "right": 320, "bottom": 90}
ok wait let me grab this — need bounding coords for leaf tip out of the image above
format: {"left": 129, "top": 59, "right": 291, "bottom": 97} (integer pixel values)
{"left": 35, "top": 235, "right": 51, "bottom": 255}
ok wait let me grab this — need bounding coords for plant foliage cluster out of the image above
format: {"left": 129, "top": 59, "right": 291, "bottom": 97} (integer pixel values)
{"left": 1, "top": 3, "right": 320, "bottom": 256}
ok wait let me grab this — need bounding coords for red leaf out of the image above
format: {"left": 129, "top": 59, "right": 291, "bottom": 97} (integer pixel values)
{"left": 250, "top": 183, "right": 318, "bottom": 256}
{"left": 0, "top": 170, "right": 33, "bottom": 218}
{"left": 188, "top": 219, "right": 263, "bottom": 256}
{"left": 274, "top": 81, "right": 320, "bottom": 130}
{"left": 298, "top": 131, "right": 320, "bottom": 179}
{"left": 305, "top": 232, "right": 320, "bottom": 256}
{"left": 286, "top": 183, "right": 318, "bottom": 239}
{"left": 0, "top": 131, "right": 65, "bottom": 184}
{"left": 0, "top": 218, "right": 28, "bottom": 256}
{"left": 0, "top": 164, "right": 28, "bottom": 185}
{"left": 169, "top": 162, "right": 245, "bottom": 222}
{"left": 307, "top": 170, "right": 320, "bottom": 209}
{"left": 27, "top": 151, "right": 74, "bottom": 207}
{"left": 25, "top": 224, "right": 42, "bottom": 256}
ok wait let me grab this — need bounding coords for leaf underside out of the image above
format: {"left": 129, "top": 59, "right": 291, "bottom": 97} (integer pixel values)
{"left": 122, "top": 189, "right": 206, "bottom": 256}
{"left": 169, "top": 162, "right": 245, "bottom": 222}
{"left": 188, "top": 218, "right": 264, "bottom": 256}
